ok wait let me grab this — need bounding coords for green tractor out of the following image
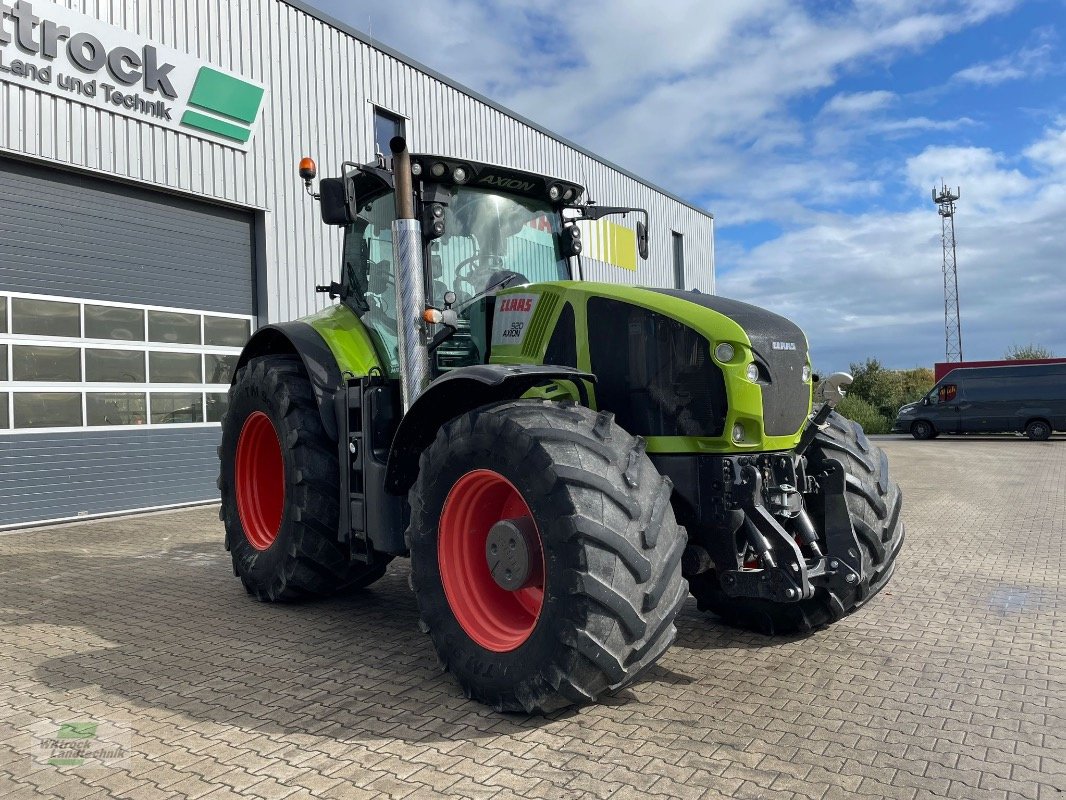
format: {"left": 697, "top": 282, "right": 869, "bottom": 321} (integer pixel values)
{"left": 219, "top": 138, "right": 904, "bottom": 713}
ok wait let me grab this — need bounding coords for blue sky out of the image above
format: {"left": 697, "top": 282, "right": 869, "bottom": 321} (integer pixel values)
{"left": 310, "top": 0, "right": 1065, "bottom": 371}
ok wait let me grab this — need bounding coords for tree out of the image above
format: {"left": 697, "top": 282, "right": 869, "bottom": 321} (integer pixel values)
{"left": 1005, "top": 343, "right": 1055, "bottom": 360}
{"left": 827, "top": 358, "right": 937, "bottom": 433}
{"left": 847, "top": 359, "right": 935, "bottom": 419}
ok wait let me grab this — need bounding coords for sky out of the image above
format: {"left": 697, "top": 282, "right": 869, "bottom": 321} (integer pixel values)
{"left": 309, "top": 0, "right": 1065, "bottom": 371}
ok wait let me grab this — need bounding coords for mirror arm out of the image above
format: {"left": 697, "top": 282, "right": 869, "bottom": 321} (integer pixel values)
{"left": 428, "top": 324, "right": 458, "bottom": 352}
{"left": 568, "top": 204, "right": 648, "bottom": 223}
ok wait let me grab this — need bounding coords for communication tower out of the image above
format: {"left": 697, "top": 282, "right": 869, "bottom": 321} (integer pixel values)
{"left": 933, "top": 183, "right": 963, "bottom": 362}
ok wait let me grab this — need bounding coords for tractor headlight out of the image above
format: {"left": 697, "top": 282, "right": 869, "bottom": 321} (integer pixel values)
{"left": 549, "top": 184, "right": 562, "bottom": 201}
{"left": 452, "top": 166, "right": 469, "bottom": 184}
{"left": 732, "top": 423, "right": 746, "bottom": 443}
{"left": 746, "top": 363, "right": 760, "bottom": 382}
{"left": 430, "top": 162, "right": 447, "bottom": 178}
{"left": 410, "top": 161, "right": 423, "bottom": 176}
{"left": 802, "top": 365, "right": 811, "bottom": 382}
{"left": 714, "top": 342, "right": 734, "bottom": 363}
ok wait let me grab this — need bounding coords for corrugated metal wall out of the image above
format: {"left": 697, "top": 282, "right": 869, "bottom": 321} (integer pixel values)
{"left": 0, "top": 0, "right": 714, "bottom": 325}
{"left": 0, "top": 429, "right": 224, "bottom": 524}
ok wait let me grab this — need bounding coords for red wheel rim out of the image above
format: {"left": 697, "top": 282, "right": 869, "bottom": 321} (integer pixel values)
{"left": 438, "top": 469, "right": 545, "bottom": 652}
{"left": 235, "top": 411, "right": 285, "bottom": 551}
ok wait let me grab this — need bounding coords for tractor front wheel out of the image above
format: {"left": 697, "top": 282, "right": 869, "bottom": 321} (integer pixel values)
{"left": 407, "top": 400, "right": 688, "bottom": 713}
{"left": 219, "top": 354, "right": 390, "bottom": 601}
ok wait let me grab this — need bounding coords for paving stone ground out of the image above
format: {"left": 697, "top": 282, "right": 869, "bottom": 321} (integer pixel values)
{"left": 0, "top": 435, "right": 1063, "bottom": 799}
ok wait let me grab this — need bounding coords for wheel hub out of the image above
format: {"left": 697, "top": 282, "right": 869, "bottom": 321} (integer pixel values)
{"left": 486, "top": 517, "right": 541, "bottom": 591}
{"left": 437, "top": 469, "right": 546, "bottom": 652}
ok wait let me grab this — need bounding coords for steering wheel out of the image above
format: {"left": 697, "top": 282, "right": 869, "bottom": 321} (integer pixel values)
{"left": 455, "top": 254, "right": 505, "bottom": 296}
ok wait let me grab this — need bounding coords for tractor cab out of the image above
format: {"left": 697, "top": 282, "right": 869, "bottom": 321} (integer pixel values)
{"left": 304, "top": 151, "right": 645, "bottom": 376}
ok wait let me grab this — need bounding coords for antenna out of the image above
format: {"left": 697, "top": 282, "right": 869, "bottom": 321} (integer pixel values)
{"left": 932, "top": 182, "right": 963, "bottom": 362}
{"left": 369, "top": 15, "right": 382, "bottom": 162}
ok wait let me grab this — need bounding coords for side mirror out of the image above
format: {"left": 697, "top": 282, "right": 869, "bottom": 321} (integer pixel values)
{"left": 636, "top": 220, "right": 649, "bottom": 260}
{"left": 319, "top": 177, "right": 358, "bottom": 226}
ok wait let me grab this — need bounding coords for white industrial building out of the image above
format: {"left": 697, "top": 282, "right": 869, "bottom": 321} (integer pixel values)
{"left": 0, "top": 0, "right": 715, "bottom": 528}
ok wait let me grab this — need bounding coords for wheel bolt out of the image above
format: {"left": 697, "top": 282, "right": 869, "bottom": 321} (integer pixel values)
{"left": 845, "top": 573, "right": 858, "bottom": 584}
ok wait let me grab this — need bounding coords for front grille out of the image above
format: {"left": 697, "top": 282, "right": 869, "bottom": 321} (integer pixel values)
{"left": 748, "top": 333, "right": 810, "bottom": 436}
{"left": 521, "top": 292, "right": 560, "bottom": 359}
{"left": 587, "top": 298, "right": 727, "bottom": 437}
{"left": 649, "top": 290, "right": 811, "bottom": 437}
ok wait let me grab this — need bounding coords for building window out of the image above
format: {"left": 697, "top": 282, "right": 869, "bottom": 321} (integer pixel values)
{"left": 672, "top": 232, "right": 685, "bottom": 290}
{"left": 0, "top": 291, "right": 252, "bottom": 433}
{"left": 374, "top": 107, "right": 406, "bottom": 159}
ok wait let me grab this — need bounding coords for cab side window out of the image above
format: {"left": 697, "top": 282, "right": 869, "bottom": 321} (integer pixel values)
{"left": 936, "top": 384, "right": 958, "bottom": 403}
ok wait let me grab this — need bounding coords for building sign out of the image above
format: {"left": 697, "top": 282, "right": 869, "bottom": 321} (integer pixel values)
{"left": 0, "top": 0, "right": 265, "bottom": 151}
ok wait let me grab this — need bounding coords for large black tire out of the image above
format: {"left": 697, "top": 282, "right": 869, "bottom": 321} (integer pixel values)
{"left": 407, "top": 400, "right": 688, "bottom": 713}
{"left": 219, "top": 354, "right": 390, "bottom": 601}
{"left": 690, "top": 412, "right": 904, "bottom": 635}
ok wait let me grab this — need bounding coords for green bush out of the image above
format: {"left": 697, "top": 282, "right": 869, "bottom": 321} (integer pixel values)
{"left": 835, "top": 394, "right": 891, "bottom": 434}
{"left": 846, "top": 358, "right": 934, "bottom": 420}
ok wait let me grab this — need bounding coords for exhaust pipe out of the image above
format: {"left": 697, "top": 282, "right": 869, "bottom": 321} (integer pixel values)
{"left": 389, "top": 136, "right": 431, "bottom": 412}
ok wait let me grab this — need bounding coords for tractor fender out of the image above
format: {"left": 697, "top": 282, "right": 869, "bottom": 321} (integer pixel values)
{"left": 234, "top": 322, "right": 343, "bottom": 440}
{"left": 384, "top": 364, "right": 595, "bottom": 495}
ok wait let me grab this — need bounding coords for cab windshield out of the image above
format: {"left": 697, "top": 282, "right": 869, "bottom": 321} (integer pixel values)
{"left": 427, "top": 187, "right": 570, "bottom": 307}
{"left": 341, "top": 186, "right": 573, "bottom": 375}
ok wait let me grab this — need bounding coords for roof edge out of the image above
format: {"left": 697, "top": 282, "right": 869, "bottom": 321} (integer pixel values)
{"left": 280, "top": 0, "right": 712, "bottom": 220}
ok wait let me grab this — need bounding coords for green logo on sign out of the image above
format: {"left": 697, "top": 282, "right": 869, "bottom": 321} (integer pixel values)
{"left": 181, "top": 67, "right": 265, "bottom": 144}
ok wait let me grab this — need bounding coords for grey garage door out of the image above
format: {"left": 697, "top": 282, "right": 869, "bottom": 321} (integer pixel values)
{"left": 0, "top": 156, "right": 256, "bottom": 528}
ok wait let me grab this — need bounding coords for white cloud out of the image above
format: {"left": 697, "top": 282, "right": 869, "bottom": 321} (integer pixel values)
{"left": 822, "top": 90, "right": 898, "bottom": 116}
{"left": 952, "top": 35, "right": 1056, "bottom": 85}
{"left": 1024, "top": 118, "right": 1066, "bottom": 173}
{"left": 953, "top": 62, "right": 1026, "bottom": 85}
{"left": 905, "top": 146, "right": 1031, "bottom": 210}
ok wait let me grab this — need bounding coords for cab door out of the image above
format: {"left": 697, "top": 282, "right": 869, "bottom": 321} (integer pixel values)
{"left": 932, "top": 382, "right": 963, "bottom": 433}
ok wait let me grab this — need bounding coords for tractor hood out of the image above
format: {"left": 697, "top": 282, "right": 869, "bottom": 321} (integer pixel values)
{"left": 490, "top": 281, "right": 814, "bottom": 448}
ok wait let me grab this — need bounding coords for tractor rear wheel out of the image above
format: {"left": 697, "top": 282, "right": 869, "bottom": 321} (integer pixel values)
{"left": 407, "top": 400, "right": 687, "bottom": 713}
{"left": 219, "top": 354, "right": 390, "bottom": 601}
{"left": 690, "top": 412, "right": 904, "bottom": 635}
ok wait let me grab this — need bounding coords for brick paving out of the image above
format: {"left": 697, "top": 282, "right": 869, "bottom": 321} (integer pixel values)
{"left": 0, "top": 436, "right": 1062, "bottom": 799}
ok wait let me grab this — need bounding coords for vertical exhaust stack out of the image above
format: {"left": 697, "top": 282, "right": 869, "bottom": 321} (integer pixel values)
{"left": 389, "top": 136, "right": 431, "bottom": 412}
